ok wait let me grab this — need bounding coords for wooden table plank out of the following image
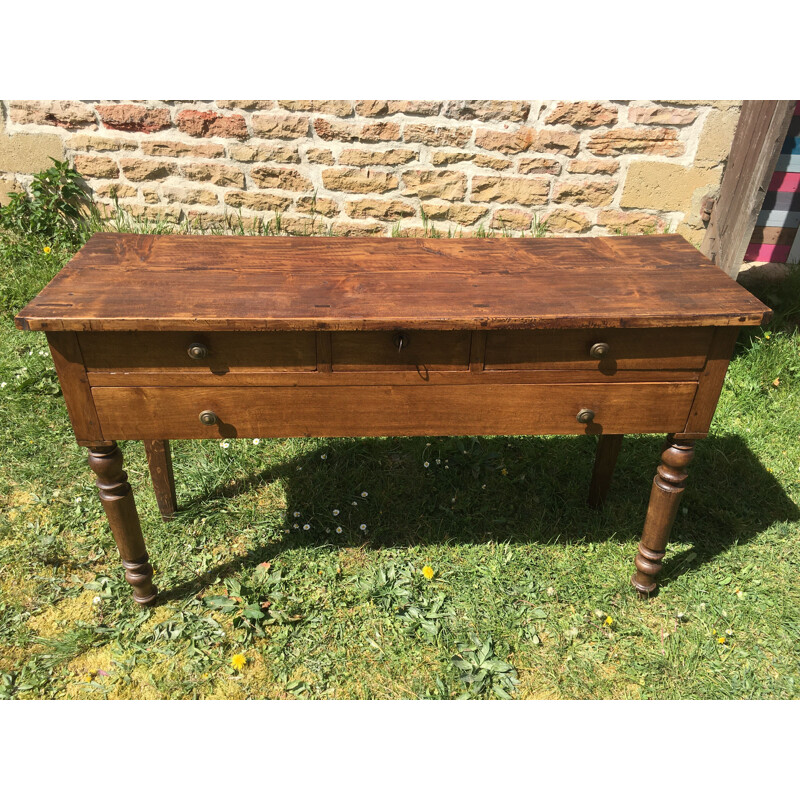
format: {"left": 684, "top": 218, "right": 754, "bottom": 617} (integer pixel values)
{"left": 16, "top": 233, "right": 771, "bottom": 332}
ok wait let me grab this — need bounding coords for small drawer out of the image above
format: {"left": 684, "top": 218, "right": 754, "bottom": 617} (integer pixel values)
{"left": 483, "top": 328, "right": 713, "bottom": 372}
{"left": 330, "top": 331, "right": 471, "bottom": 371}
{"left": 79, "top": 331, "right": 317, "bottom": 374}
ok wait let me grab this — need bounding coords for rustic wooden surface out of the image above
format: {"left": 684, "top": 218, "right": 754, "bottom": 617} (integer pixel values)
{"left": 144, "top": 439, "right": 177, "bottom": 521}
{"left": 632, "top": 436, "right": 695, "bottom": 596}
{"left": 483, "top": 328, "right": 712, "bottom": 371}
{"left": 701, "top": 100, "right": 796, "bottom": 277}
{"left": 682, "top": 327, "right": 741, "bottom": 437}
{"left": 588, "top": 434, "right": 624, "bottom": 509}
{"left": 87, "top": 443, "right": 157, "bottom": 605}
{"left": 19, "top": 232, "right": 775, "bottom": 602}
{"left": 46, "top": 332, "right": 104, "bottom": 444}
{"left": 16, "top": 233, "right": 771, "bottom": 332}
{"left": 84, "top": 367, "right": 707, "bottom": 388}
{"left": 79, "top": 331, "right": 317, "bottom": 372}
{"left": 330, "top": 331, "right": 471, "bottom": 371}
{"left": 91, "top": 382, "right": 699, "bottom": 439}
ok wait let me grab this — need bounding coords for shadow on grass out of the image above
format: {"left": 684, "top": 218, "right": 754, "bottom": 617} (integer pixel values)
{"left": 156, "top": 433, "right": 798, "bottom": 603}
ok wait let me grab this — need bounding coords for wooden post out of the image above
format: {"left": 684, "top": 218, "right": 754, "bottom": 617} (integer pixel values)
{"left": 632, "top": 435, "right": 695, "bottom": 597}
{"left": 88, "top": 442, "right": 157, "bottom": 606}
{"left": 701, "top": 100, "right": 795, "bottom": 278}
{"left": 588, "top": 433, "right": 623, "bottom": 509}
{"left": 144, "top": 439, "right": 178, "bottom": 520}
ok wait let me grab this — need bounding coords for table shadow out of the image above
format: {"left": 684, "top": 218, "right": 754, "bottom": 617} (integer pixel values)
{"left": 157, "top": 433, "right": 797, "bottom": 603}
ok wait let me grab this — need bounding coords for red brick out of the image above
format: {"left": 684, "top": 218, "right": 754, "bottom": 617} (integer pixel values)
{"left": 9, "top": 100, "right": 96, "bottom": 130}
{"left": 250, "top": 166, "right": 313, "bottom": 192}
{"left": 444, "top": 101, "right": 530, "bottom": 122}
{"left": 628, "top": 106, "right": 698, "bottom": 125}
{"left": 357, "top": 101, "right": 442, "bottom": 117}
{"left": 141, "top": 140, "right": 225, "bottom": 158}
{"left": 176, "top": 109, "right": 248, "bottom": 139}
{"left": 73, "top": 154, "right": 119, "bottom": 178}
{"left": 251, "top": 114, "right": 310, "bottom": 139}
{"left": 567, "top": 159, "right": 619, "bottom": 175}
{"left": 404, "top": 124, "right": 472, "bottom": 147}
{"left": 97, "top": 104, "right": 172, "bottom": 134}
{"left": 587, "top": 128, "right": 684, "bottom": 157}
{"left": 545, "top": 102, "right": 617, "bottom": 128}
{"left": 313, "top": 119, "right": 401, "bottom": 143}
{"left": 518, "top": 157, "right": 561, "bottom": 175}
{"left": 552, "top": 180, "right": 616, "bottom": 207}
{"left": 401, "top": 170, "right": 467, "bottom": 200}
{"left": 544, "top": 209, "right": 592, "bottom": 233}
{"left": 491, "top": 208, "right": 534, "bottom": 230}
{"left": 278, "top": 100, "right": 353, "bottom": 116}
{"left": 345, "top": 198, "right": 416, "bottom": 220}
{"left": 120, "top": 158, "right": 175, "bottom": 181}
{"left": 322, "top": 168, "right": 399, "bottom": 194}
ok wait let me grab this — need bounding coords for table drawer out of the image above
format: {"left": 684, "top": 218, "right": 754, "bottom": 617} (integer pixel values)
{"left": 92, "top": 382, "right": 698, "bottom": 439}
{"left": 330, "top": 331, "right": 471, "bottom": 371}
{"left": 483, "top": 328, "right": 713, "bottom": 371}
{"left": 78, "top": 331, "right": 317, "bottom": 373}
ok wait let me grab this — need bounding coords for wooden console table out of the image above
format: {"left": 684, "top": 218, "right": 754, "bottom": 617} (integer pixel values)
{"left": 15, "top": 233, "right": 771, "bottom": 605}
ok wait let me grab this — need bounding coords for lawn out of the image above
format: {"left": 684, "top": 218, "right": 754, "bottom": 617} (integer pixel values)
{"left": 1, "top": 199, "right": 798, "bottom": 699}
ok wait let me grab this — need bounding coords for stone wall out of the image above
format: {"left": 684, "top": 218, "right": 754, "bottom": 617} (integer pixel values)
{"left": 0, "top": 100, "right": 740, "bottom": 243}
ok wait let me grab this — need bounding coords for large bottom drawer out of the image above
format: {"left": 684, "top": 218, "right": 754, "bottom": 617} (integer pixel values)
{"left": 92, "top": 382, "right": 698, "bottom": 439}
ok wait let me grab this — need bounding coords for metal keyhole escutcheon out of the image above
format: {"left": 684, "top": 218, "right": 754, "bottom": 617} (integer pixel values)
{"left": 393, "top": 333, "right": 408, "bottom": 353}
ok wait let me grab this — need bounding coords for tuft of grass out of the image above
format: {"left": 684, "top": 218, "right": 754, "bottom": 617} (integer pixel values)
{"left": 1, "top": 200, "right": 798, "bottom": 699}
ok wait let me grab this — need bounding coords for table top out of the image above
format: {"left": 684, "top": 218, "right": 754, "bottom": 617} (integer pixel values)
{"left": 15, "top": 232, "right": 771, "bottom": 332}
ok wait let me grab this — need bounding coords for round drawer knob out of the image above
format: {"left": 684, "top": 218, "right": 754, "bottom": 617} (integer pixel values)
{"left": 199, "top": 410, "right": 218, "bottom": 426}
{"left": 576, "top": 408, "right": 595, "bottom": 424}
{"left": 188, "top": 342, "right": 209, "bottom": 360}
{"left": 589, "top": 342, "right": 610, "bottom": 359}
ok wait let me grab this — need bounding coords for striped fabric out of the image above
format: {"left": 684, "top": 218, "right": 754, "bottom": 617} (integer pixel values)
{"left": 746, "top": 100, "right": 800, "bottom": 263}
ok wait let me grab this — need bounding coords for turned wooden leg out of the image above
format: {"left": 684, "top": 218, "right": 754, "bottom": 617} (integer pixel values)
{"left": 588, "top": 433, "right": 623, "bottom": 509}
{"left": 87, "top": 442, "right": 158, "bottom": 606}
{"left": 632, "top": 435, "right": 695, "bottom": 598}
{"left": 144, "top": 439, "right": 177, "bottom": 521}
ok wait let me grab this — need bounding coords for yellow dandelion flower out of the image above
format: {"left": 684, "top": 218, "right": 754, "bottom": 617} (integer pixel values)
{"left": 43, "top": 246, "right": 51, "bottom": 254}
{"left": 604, "top": 616, "right": 613, "bottom": 626}
{"left": 422, "top": 565, "right": 434, "bottom": 580}
{"left": 501, "top": 468, "right": 508, "bottom": 476}
{"left": 230, "top": 653, "right": 247, "bottom": 671}
{"left": 717, "top": 636, "right": 726, "bottom": 645}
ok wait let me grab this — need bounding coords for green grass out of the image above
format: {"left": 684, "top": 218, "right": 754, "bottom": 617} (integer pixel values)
{"left": 1, "top": 219, "right": 799, "bottom": 699}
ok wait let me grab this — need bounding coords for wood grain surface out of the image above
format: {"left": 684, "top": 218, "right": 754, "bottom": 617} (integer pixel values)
{"left": 483, "top": 327, "right": 712, "bottom": 371}
{"left": 16, "top": 233, "right": 771, "bottom": 332}
{"left": 91, "top": 382, "right": 699, "bottom": 439}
